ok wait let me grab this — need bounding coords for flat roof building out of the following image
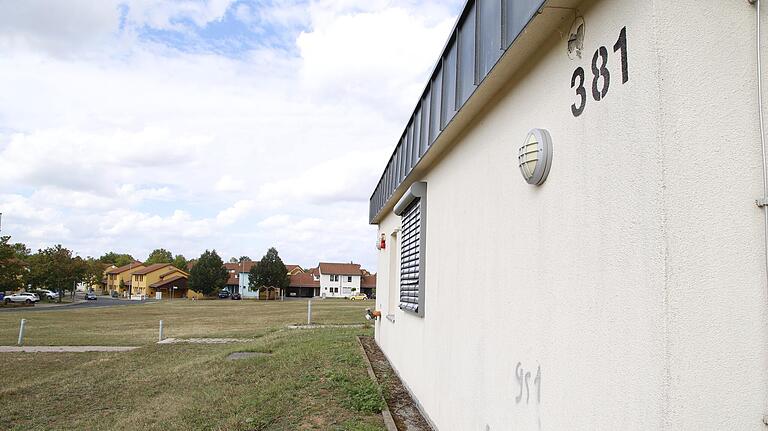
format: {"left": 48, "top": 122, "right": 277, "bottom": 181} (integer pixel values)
{"left": 370, "top": 0, "right": 768, "bottom": 429}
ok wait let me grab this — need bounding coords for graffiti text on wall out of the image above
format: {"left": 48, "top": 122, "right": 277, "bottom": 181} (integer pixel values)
{"left": 515, "top": 362, "right": 541, "bottom": 405}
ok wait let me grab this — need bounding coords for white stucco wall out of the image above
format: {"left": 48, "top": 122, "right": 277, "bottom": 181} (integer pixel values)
{"left": 373, "top": 0, "right": 768, "bottom": 429}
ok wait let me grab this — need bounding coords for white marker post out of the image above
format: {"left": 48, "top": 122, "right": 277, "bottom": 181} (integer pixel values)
{"left": 307, "top": 300, "right": 312, "bottom": 325}
{"left": 159, "top": 320, "right": 164, "bottom": 342}
{"left": 17, "top": 319, "right": 26, "bottom": 345}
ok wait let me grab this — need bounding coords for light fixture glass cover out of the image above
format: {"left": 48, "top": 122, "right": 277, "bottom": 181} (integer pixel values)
{"left": 518, "top": 128, "right": 553, "bottom": 185}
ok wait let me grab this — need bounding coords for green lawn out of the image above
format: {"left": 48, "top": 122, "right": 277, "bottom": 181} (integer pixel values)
{"left": 0, "top": 299, "right": 385, "bottom": 430}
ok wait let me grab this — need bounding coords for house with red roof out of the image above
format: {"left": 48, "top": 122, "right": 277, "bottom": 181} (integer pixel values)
{"left": 285, "top": 272, "right": 320, "bottom": 298}
{"left": 317, "top": 262, "right": 363, "bottom": 298}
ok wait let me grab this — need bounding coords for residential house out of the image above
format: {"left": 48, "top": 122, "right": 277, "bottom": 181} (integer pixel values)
{"left": 237, "top": 262, "right": 303, "bottom": 299}
{"left": 232, "top": 260, "right": 258, "bottom": 297}
{"left": 368, "top": 0, "right": 768, "bottom": 428}
{"left": 104, "top": 261, "right": 145, "bottom": 296}
{"left": 130, "top": 263, "right": 189, "bottom": 299}
{"left": 360, "top": 273, "right": 376, "bottom": 298}
{"left": 224, "top": 262, "right": 246, "bottom": 293}
{"left": 285, "top": 264, "right": 304, "bottom": 276}
{"left": 285, "top": 272, "right": 319, "bottom": 298}
{"left": 318, "top": 262, "right": 362, "bottom": 298}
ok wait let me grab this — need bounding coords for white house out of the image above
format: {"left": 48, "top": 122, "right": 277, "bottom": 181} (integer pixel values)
{"left": 370, "top": 0, "right": 768, "bottom": 430}
{"left": 318, "top": 262, "right": 362, "bottom": 298}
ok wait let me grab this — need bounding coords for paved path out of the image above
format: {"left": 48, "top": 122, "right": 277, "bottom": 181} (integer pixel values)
{"left": 0, "top": 346, "right": 139, "bottom": 352}
{"left": 286, "top": 324, "right": 367, "bottom": 329}
{"left": 157, "top": 337, "right": 253, "bottom": 344}
{"left": 0, "top": 297, "right": 156, "bottom": 312}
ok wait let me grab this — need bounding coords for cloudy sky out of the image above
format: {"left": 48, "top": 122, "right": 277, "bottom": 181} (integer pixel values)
{"left": 0, "top": 0, "right": 461, "bottom": 270}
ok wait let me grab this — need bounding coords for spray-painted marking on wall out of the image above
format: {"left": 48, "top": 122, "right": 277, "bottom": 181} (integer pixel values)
{"left": 571, "top": 26, "right": 629, "bottom": 117}
{"left": 515, "top": 362, "right": 541, "bottom": 405}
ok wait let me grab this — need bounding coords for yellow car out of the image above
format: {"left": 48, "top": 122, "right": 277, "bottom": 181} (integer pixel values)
{"left": 349, "top": 294, "right": 368, "bottom": 301}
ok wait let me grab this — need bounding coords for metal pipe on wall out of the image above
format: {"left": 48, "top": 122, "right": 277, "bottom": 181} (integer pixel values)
{"left": 752, "top": 0, "right": 768, "bottom": 307}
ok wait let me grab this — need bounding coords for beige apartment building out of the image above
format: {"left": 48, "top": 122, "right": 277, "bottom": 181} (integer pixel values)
{"left": 104, "top": 261, "right": 144, "bottom": 296}
{"left": 130, "top": 263, "right": 189, "bottom": 299}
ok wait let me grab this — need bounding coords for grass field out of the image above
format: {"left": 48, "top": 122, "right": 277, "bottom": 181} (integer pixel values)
{"left": 0, "top": 299, "right": 385, "bottom": 430}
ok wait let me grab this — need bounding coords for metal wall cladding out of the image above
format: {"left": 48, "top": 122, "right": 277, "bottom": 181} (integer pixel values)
{"left": 419, "top": 92, "right": 430, "bottom": 156}
{"left": 399, "top": 199, "right": 421, "bottom": 312}
{"left": 412, "top": 108, "right": 422, "bottom": 165}
{"left": 370, "top": 0, "right": 546, "bottom": 224}
{"left": 457, "top": 3, "right": 477, "bottom": 106}
{"left": 478, "top": 0, "right": 502, "bottom": 78}
{"left": 441, "top": 37, "right": 458, "bottom": 130}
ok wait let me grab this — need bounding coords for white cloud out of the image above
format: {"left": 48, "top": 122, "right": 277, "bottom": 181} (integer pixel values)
{"left": 258, "top": 150, "right": 388, "bottom": 206}
{"left": 116, "top": 185, "right": 174, "bottom": 204}
{"left": 99, "top": 209, "right": 212, "bottom": 238}
{"left": 0, "top": 194, "right": 60, "bottom": 222}
{"left": 215, "top": 175, "right": 246, "bottom": 193}
{"left": 0, "top": 0, "right": 121, "bottom": 56}
{"left": 297, "top": 5, "right": 454, "bottom": 117}
{"left": 27, "top": 223, "right": 71, "bottom": 240}
{"left": 0, "top": 0, "right": 461, "bottom": 269}
{"left": 216, "top": 200, "right": 258, "bottom": 225}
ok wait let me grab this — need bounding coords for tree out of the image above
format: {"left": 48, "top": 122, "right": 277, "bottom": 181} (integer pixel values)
{"left": 99, "top": 252, "right": 135, "bottom": 267}
{"left": 27, "top": 245, "right": 85, "bottom": 302}
{"left": 172, "top": 254, "right": 188, "bottom": 271}
{"left": 70, "top": 256, "right": 88, "bottom": 300}
{"left": 249, "top": 248, "right": 288, "bottom": 292}
{"left": 145, "top": 248, "right": 173, "bottom": 265}
{"left": 188, "top": 250, "right": 227, "bottom": 296}
{"left": 82, "top": 258, "right": 108, "bottom": 294}
{"left": 229, "top": 257, "right": 238, "bottom": 263}
{"left": 0, "top": 236, "right": 28, "bottom": 292}
{"left": 239, "top": 256, "right": 251, "bottom": 262}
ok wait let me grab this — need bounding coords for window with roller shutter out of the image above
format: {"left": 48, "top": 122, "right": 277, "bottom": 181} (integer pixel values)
{"left": 394, "top": 181, "right": 427, "bottom": 317}
{"left": 399, "top": 199, "right": 421, "bottom": 312}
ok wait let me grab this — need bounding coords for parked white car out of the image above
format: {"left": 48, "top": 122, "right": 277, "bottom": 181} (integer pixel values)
{"left": 37, "top": 289, "right": 59, "bottom": 300}
{"left": 4, "top": 292, "right": 40, "bottom": 304}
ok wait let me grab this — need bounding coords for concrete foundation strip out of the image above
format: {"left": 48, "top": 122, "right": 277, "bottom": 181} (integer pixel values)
{"left": 357, "top": 336, "right": 398, "bottom": 431}
{"left": 0, "top": 346, "right": 139, "bottom": 353}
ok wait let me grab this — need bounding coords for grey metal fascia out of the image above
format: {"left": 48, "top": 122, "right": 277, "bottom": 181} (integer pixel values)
{"left": 368, "top": 0, "right": 548, "bottom": 224}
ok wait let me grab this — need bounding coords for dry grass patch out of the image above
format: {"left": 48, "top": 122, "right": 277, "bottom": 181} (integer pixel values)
{"left": 0, "top": 300, "right": 385, "bottom": 430}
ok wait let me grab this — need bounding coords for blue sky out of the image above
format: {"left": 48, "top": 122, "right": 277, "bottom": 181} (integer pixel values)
{"left": 134, "top": 1, "right": 305, "bottom": 56}
{"left": 0, "top": 0, "right": 461, "bottom": 270}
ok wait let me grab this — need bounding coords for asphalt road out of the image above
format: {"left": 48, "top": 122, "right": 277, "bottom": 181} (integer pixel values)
{"left": 0, "top": 296, "right": 156, "bottom": 312}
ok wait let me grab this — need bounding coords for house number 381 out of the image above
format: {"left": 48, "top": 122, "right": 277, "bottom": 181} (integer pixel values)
{"left": 571, "top": 27, "right": 629, "bottom": 117}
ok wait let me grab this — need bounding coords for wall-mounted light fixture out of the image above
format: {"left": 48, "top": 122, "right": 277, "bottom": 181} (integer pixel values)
{"left": 518, "top": 128, "right": 553, "bottom": 186}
